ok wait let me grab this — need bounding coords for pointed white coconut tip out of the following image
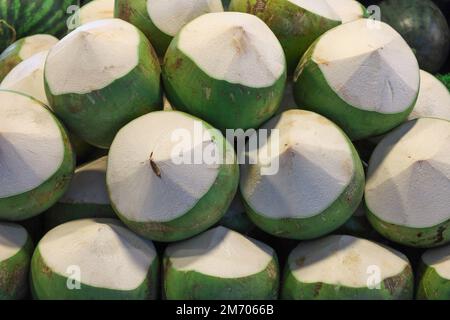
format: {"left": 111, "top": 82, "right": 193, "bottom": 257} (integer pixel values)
{"left": 107, "top": 111, "right": 227, "bottom": 223}
{"left": 147, "top": 0, "right": 224, "bottom": 37}
{"left": 80, "top": 0, "right": 115, "bottom": 25}
{"left": 38, "top": 218, "right": 157, "bottom": 290}
{"left": 422, "top": 245, "right": 450, "bottom": 280}
{"left": 177, "top": 12, "right": 285, "bottom": 88}
{"left": 288, "top": 235, "right": 409, "bottom": 287}
{"left": 312, "top": 19, "right": 419, "bottom": 114}
{"left": 18, "top": 34, "right": 58, "bottom": 60}
{"left": 240, "top": 109, "right": 354, "bottom": 219}
{"left": 408, "top": 70, "right": 450, "bottom": 121}
{"left": 165, "top": 226, "right": 274, "bottom": 278}
{"left": 0, "top": 90, "right": 64, "bottom": 199}
{"left": 0, "top": 222, "right": 28, "bottom": 262}
{"left": 1, "top": 50, "right": 49, "bottom": 105}
{"left": 366, "top": 118, "right": 450, "bottom": 228}
{"left": 60, "top": 156, "right": 109, "bottom": 205}
{"left": 288, "top": 0, "right": 364, "bottom": 22}
{"left": 45, "top": 19, "right": 140, "bottom": 95}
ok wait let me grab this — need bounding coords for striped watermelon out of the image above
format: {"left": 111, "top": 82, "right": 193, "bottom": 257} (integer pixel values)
{"left": 0, "top": 0, "right": 78, "bottom": 52}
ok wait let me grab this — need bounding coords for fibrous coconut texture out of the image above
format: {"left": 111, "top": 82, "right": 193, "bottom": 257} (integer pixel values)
{"left": 240, "top": 110, "right": 364, "bottom": 240}
{"left": 365, "top": 118, "right": 450, "bottom": 248}
{"left": 408, "top": 70, "right": 450, "bottom": 121}
{"left": 0, "top": 90, "right": 75, "bottom": 221}
{"left": 417, "top": 244, "right": 450, "bottom": 300}
{"left": 229, "top": 0, "right": 366, "bottom": 73}
{"left": 115, "top": 0, "right": 224, "bottom": 56}
{"left": 45, "top": 156, "right": 116, "bottom": 230}
{"left": 281, "top": 235, "right": 414, "bottom": 300}
{"left": 44, "top": 19, "right": 163, "bottom": 149}
{"left": 31, "top": 219, "right": 159, "bottom": 300}
{"left": 0, "top": 222, "right": 33, "bottom": 300}
{"left": 0, "top": 34, "right": 57, "bottom": 81}
{"left": 163, "top": 12, "right": 286, "bottom": 131}
{"left": 107, "top": 111, "right": 239, "bottom": 242}
{"left": 164, "top": 226, "right": 279, "bottom": 300}
{"left": 293, "top": 19, "right": 420, "bottom": 140}
{"left": 76, "top": 0, "right": 115, "bottom": 26}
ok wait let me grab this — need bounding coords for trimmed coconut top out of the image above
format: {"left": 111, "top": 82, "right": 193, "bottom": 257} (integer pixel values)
{"left": 177, "top": 12, "right": 285, "bottom": 88}
{"left": 80, "top": 0, "right": 115, "bottom": 25}
{"left": 288, "top": 0, "right": 364, "bottom": 22}
{"left": 312, "top": 19, "right": 419, "bottom": 114}
{"left": 408, "top": 70, "right": 450, "bottom": 121}
{"left": 45, "top": 19, "right": 140, "bottom": 95}
{"left": 166, "top": 226, "right": 274, "bottom": 278}
{"left": 1, "top": 51, "right": 49, "bottom": 105}
{"left": 326, "top": 0, "right": 365, "bottom": 23}
{"left": 366, "top": 118, "right": 450, "bottom": 228}
{"left": 60, "top": 156, "right": 109, "bottom": 205}
{"left": 18, "top": 34, "right": 58, "bottom": 60}
{"left": 39, "top": 219, "right": 157, "bottom": 290}
{"left": 422, "top": 245, "right": 450, "bottom": 280}
{"left": 147, "top": 0, "right": 224, "bottom": 37}
{"left": 240, "top": 110, "right": 354, "bottom": 219}
{"left": 0, "top": 91, "right": 64, "bottom": 198}
{"left": 107, "top": 111, "right": 224, "bottom": 223}
{"left": 0, "top": 222, "right": 28, "bottom": 262}
{"left": 288, "top": 235, "right": 409, "bottom": 287}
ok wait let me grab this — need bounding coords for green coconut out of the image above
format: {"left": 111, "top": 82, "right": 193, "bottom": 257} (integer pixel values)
{"left": 68, "top": 0, "right": 114, "bottom": 29}
{"left": 0, "top": 222, "right": 34, "bottom": 300}
{"left": 240, "top": 110, "right": 365, "bottom": 240}
{"left": 106, "top": 111, "right": 239, "bottom": 242}
{"left": 44, "top": 156, "right": 116, "bottom": 230}
{"left": 44, "top": 18, "right": 163, "bottom": 149}
{"left": 163, "top": 226, "right": 279, "bottom": 300}
{"left": 229, "top": 0, "right": 366, "bottom": 73}
{"left": 31, "top": 218, "right": 159, "bottom": 300}
{"left": 0, "top": 90, "right": 75, "bottom": 221}
{"left": 0, "top": 34, "right": 57, "bottom": 81}
{"left": 417, "top": 244, "right": 450, "bottom": 300}
{"left": 218, "top": 194, "right": 256, "bottom": 235}
{"left": 293, "top": 19, "right": 420, "bottom": 140}
{"left": 163, "top": 12, "right": 286, "bottom": 131}
{"left": 281, "top": 235, "right": 414, "bottom": 300}
{"left": 437, "top": 74, "right": 450, "bottom": 91}
{"left": 115, "top": 0, "right": 224, "bottom": 57}
{"left": 365, "top": 118, "right": 450, "bottom": 248}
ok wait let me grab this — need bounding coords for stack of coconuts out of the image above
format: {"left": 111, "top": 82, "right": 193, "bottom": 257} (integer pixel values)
{"left": 0, "top": 0, "right": 449, "bottom": 301}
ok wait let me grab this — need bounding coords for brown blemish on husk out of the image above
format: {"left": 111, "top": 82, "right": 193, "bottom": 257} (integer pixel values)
{"left": 313, "top": 282, "right": 323, "bottom": 297}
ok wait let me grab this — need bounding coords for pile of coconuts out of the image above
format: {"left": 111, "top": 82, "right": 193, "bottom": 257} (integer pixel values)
{"left": 0, "top": 0, "right": 450, "bottom": 301}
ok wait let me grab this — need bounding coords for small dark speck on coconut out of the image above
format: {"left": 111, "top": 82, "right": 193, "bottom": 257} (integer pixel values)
{"left": 150, "top": 152, "right": 161, "bottom": 178}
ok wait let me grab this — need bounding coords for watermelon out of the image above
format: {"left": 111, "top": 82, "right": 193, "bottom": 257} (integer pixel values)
{"left": 437, "top": 73, "right": 450, "bottom": 91}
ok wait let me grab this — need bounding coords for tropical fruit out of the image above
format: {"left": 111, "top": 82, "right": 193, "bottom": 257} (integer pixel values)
{"left": 437, "top": 73, "right": 450, "bottom": 91}
{"left": 106, "top": 111, "right": 239, "bottom": 242}
{"left": 281, "top": 235, "right": 414, "bottom": 300}
{"left": 0, "top": 90, "right": 75, "bottom": 221}
{"left": 240, "top": 110, "right": 365, "bottom": 240}
{"left": 163, "top": 12, "right": 286, "bottom": 131}
{"left": 229, "top": 0, "right": 366, "bottom": 72}
{"left": 293, "top": 19, "right": 420, "bottom": 140}
{"left": 163, "top": 226, "right": 279, "bottom": 300}
{"left": 417, "top": 244, "right": 450, "bottom": 300}
{"left": 365, "top": 118, "right": 450, "bottom": 248}
{"left": 44, "top": 18, "right": 163, "bottom": 148}
{"left": 72, "top": 0, "right": 114, "bottom": 27}
{"left": 0, "top": 222, "right": 33, "bottom": 300}
{"left": 115, "top": 0, "right": 224, "bottom": 56}
{"left": 44, "top": 156, "right": 116, "bottom": 230}
{"left": 30, "top": 219, "right": 159, "bottom": 300}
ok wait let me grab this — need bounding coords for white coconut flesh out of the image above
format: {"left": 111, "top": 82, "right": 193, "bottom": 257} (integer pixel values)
{"left": 408, "top": 70, "right": 450, "bottom": 121}
{"left": 288, "top": 235, "right": 409, "bottom": 287}
{"left": 107, "top": 111, "right": 223, "bottom": 223}
{"left": 166, "top": 226, "right": 273, "bottom": 278}
{"left": 45, "top": 19, "right": 140, "bottom": 95}
{"left": 17, "top": 34, "right": 58, "bottom": 60}
{"left": 0, "top": 91, "right": 64, "bottom": 198}
{"left": 177, "top": 12, "right": 285, "bottom": 88}
{"left": 147, "top": 0, "right": 224, "bottom": 37}
{"left": 80, "top": 0, "right": 115, "bottom": 25}
{"left": 366, "top": 118, "right": 450, "bottom": 228}
{"left": 38, "top": 219, "right": 157, "bottom": 290}
{"left": 240, "top": 110, "right": 354, "bottom": 219}
{"left": 288, "top": 0, "right": 363, "bottom": 22}
{"left": 311, "top": 19, "right": 419, "bottom": 114}
{"left": 0, "top": 223, "right": 28, "bottom": 262}
{"left": 1, "top": 51, "right": 49, "bottom": 105}
{"left": 60, "top": 156, "right": 109, "bottom": 205}
{"left": 422, "top": 245, "right": 450, "bottom": 280}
